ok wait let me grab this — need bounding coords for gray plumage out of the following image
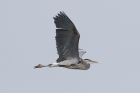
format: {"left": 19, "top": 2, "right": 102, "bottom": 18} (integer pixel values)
{"left": 34, "top": 12, "right": 100, "bottom": 70}
{"left": 54, "top": 12, "right": 80, "bottom": 64}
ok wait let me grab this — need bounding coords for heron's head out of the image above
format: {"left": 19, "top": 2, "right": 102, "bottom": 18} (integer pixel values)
{"left": 84, "top": 59, "right": 101, "bottom": 64}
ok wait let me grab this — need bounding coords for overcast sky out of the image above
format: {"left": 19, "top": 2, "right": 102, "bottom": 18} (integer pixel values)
{"left": 1, "top": 0, "right": 140, "bottom": 93}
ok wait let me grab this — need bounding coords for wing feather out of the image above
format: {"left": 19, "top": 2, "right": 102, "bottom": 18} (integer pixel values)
{"left": 78, "top": 49, "right": 86, "bottom": 58}
{"left": 53, "top": 12, "right": 80, "bottom": 63}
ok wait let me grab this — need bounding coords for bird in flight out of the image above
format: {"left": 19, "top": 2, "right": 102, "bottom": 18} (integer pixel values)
{"left": 34, "top": 12, "right": 100, "bottom": 70}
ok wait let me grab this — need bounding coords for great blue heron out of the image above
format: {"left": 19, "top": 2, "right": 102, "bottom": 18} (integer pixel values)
{"left": 34, "top": 12, "right": 100, "bottom": 70}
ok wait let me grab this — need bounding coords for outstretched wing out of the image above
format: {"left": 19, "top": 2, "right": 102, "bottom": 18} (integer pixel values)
{"left": 53, "top": 12, "right": 80, "bottom": 63}
{"left": 79, "top": 49, "right": 86, "bottom": 58}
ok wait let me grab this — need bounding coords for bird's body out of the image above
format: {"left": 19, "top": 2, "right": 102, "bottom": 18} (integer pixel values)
{"left": 67, "top": 59, "right": 90, "bottom": 70}
{"left": 34, "top": 12, "right": 100, "bottom": 70}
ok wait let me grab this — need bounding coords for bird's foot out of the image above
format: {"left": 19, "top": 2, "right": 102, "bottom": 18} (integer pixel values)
{"left": 34, "top": 64, "right": 42, "bottom": 69}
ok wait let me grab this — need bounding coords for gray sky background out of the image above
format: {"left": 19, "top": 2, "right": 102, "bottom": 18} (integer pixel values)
{"left": 1, "top": 0, "right": 140, "bottom": 93}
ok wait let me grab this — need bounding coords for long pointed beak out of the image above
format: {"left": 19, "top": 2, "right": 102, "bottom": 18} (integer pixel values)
{"left": 89, "top": 61, "right": 101, "bottom": 64}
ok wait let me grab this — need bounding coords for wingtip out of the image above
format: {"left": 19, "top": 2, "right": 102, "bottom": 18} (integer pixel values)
{"left": 53, "top": 11, "right": 67, "bottom": 18}
{"left": 60, "top": 11, "right": 65, "bottom": 14}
